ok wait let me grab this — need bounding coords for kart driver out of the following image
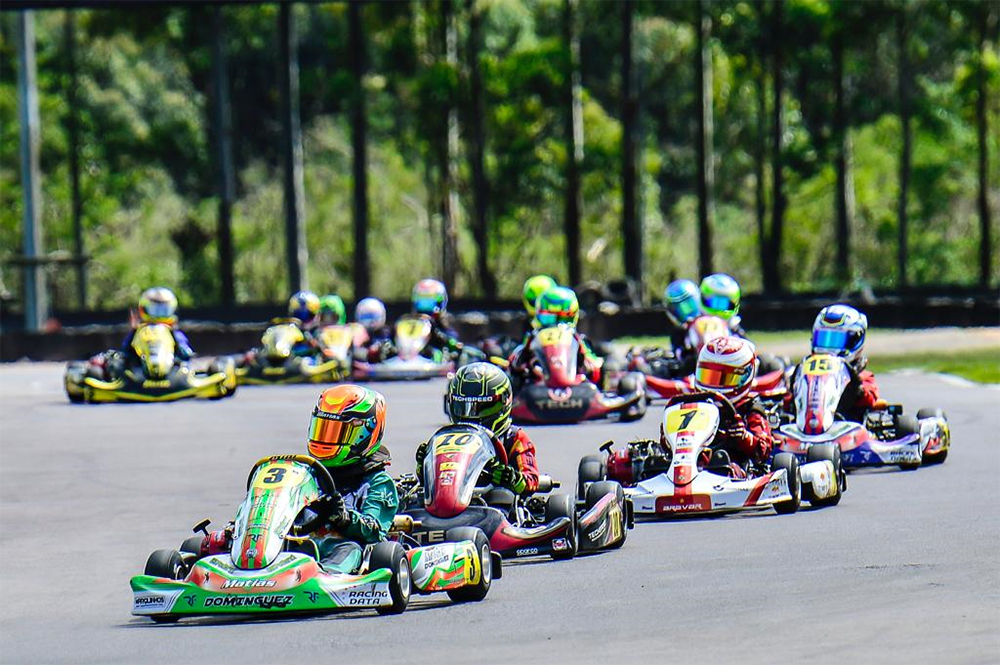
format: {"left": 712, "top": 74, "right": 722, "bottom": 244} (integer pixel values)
{"left": 699, "top": 273, "right": 747, "bottom": 337}
{"left": 508, "top": 286, "right": 602, "bottom": 386}
{"left": 355, "top": 297, "right": 393, "bottom": 362}
{"left": 318, "top": 294, "right": 347, "bottom": 326}
{"left": 303, "top": 385, "right": 399, "bottom": 573}
{"left": 411, "top": 278, "right": 464, "bottom": 356}
{"left": 286, "top": 290, "right": 323, "bottom": 358}
{"left": 415, "top": 362, "right": 540, "bottom": 496}
{"left": 522, "top": 274, "right": 558, "bottom": 336}
{"left": 684, "top": 336, "right": 773, "bottom": 477}
{"left": 630, "top": 279, "right": 704, "bottom": 379}
{"left": 786, "top": 303, "right": 885, "bottom": 423}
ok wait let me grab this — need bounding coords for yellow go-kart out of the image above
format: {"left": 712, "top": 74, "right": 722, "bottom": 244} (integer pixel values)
{"left": 232, "top": 321, "right": 349, "bottom": 386}
{"left": 65, "top": 324, "right": 237, "bottom": 404}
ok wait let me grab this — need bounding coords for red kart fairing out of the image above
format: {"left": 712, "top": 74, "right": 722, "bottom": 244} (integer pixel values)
{"left": 400, "top": 424, "right": 629, "bottom": 559}
{"left": 512, "top": 326, "right": 646, "bottom": 424}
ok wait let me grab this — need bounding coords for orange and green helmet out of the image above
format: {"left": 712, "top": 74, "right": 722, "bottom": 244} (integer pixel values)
{"left": 535, "top": 286, "right": 579, "bottom": 328}
{"left": 307, "top": 385, "right": 387, "bottom": 468}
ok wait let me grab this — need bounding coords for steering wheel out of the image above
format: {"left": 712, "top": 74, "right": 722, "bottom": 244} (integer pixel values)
{"left": 667, "top": 391, "right": 739, "bottom": 423}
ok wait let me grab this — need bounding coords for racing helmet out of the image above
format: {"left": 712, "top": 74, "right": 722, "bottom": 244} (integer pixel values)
{"left": 445, "top": 362, "right": 513, "bottom": 438}
{"left": 811, "top": 304, "right": 868, "bottom": 367}
{"left": 288, "top": 290, "right": 320, "bottom": 327}
{"left": 138, "top": 286, "right": 178, "bottom": 325}
{"left": 412, "top": 279, "right": 448, "bottom": 316}
{"left": 694, "top": 336, "right": 758, "bottom": 403}
{"left": 535, "top": 286, "right": 579, "bottom": 328}
{"left": 699, "top": 274, "right": 741, "bottom": 321}
{"left": 308, "top": 385, "right": 387, "bottom": 468}
{"left": 523, "top": 275, "right": 558, "bottom": 317}
{"left": 319, "top": 294, "right": 347, "bottom": 325}
{"left": 663, "top": 279, "right": 702, "bottom": 327}
{"left": 355, "top": 297, "right": 387, "bottom": 331}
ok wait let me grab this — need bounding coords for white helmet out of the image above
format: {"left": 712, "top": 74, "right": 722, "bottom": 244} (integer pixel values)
{"left": 694, "top": 336, "right": 758, "bottom": 403}
{"left": 355, "top": 297, "right": 387, "bottom": 330}
{"left": 812, "top": 304, "right": 868, "bottom": 368}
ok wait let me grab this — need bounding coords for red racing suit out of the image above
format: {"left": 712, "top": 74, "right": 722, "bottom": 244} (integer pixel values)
{"left": 508, "top": 328, "right": 601, "bottom": 385}
{"left": 495, "top": 426, "right": 541, "bottom": 495}
{"left": 707, "top": 395, "right": 774, "bottom": 471}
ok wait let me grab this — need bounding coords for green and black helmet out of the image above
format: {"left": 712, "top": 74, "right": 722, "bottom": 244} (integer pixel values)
{"left": 445, "top": 362, "right": 513, "bottom": 437}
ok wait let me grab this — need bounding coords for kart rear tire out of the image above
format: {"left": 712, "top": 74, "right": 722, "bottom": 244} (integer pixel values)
{"left": 370, "top": 541, "right": 411, "bottom": 615}
{"left": 544, "top": 493, "right": 578, "bottom": 560}
{"left": 772, "top": 453, "right": 801, "bottom": 515}
{"left": 444, "top": 527, "right": 493, "bottom": 603}
{"left": 577, "top": 454, "right": 607, "bottom": 501}
{"left": 805, "top": 444, "right": 844, "bottom": 507}
{"left": 896, "top": 416, "right": 922, "bottom": 470}
{"left": 585, "top": 481, "right": 627, "bottom": 549}
{"left": 616, "top": 374, "right": 647, "bottom": 422}
{"left": 179, "top": 535, "right": 205, "bottom": 556}
{"left": 145, "top": 549, "right": 187, "bottom": 580}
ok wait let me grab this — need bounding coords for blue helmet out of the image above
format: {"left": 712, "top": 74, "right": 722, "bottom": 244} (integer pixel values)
{"left": 663, "top": 279, "right": 702, "bottom": 326}
{"left": 811, "top": 304, "right": 868, "bottom": 366}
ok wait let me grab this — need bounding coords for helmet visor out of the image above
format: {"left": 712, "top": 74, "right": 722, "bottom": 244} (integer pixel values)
{"left": 308, "top": 412, "right": 370, "bottom": 447}
{"left": 812, "top": 329, "right": 849, "bottom": 353}
{"left": 671, "top": 298, "right": 700, "bottom": 322}
{"left": 144, "top": 301, "right": 174, "bottom": 320}
{"left": 704, "top": 295, "right": 734, "bottom": 313}
{"left": 695, "top": 362, "right": 751, "bottom": 389}
{"left": 413, "top": 297, "right": 438, "bottom": 314}
{"left": 536, "top": 311, "right": 559, "bottom": 327}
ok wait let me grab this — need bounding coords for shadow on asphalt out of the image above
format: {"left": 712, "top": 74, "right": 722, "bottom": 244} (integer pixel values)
{"left": 118, "top": 598, "right": 454, "bottom": 629}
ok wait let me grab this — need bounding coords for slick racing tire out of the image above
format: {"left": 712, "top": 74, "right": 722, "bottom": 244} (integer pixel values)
{"left": 896, "top": 415, "right": 922, "bottom": 470}
{"left": 916, "top": 408, "right": 949, "bottom": 465}
{"left": 585, "top": 481, "right": 627, "bottom": 549}
{"left": 144, "top": 549, "right": 186, "bottom": 623}
{"left": 444, "top": 527, "right": 493, "bottom": 603}
{"left": 370, "top": 541, "right": 411, "bottom": 615}
{"left": 805, "top": 444, "right": 844, "bottom": 507}
{"left": 772, "top": 453, "right": 802, "bottom": 515}
{"left": 577, "top": 454, "right": 608, "bottom": 501}
{"left": 544, "top": 493, "right": 578, "bottom": 560}
{"left": 616, "top": 373, "right": 647, "bottom": 422}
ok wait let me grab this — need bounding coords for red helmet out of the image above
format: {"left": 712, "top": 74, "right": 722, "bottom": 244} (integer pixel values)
{"left": 694, "top": 336, "right": 758, "bottom": 403}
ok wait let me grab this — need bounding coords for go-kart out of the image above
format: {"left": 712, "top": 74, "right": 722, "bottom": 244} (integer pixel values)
{"left": 65, "top": 323, "right": 236, "bottom": 403}
{"left": 579, "top": 392, "right": 845, "bottom": 518}
{"left": 511, "top": 325, "right": 647, "bottom": 424}
{"left": 773, "top": 353, "right": 950, "bottom": 470}
{"left": 130, "top": 454, "right": 497, "bottom": 622}
{"left": 353, "top": 315, "right": 456, "bottom": 381}
{"left": 233, "top": 321, "right": 347, "bottom": 385}
{"left": 610, "top": 315, "right": 787, "bottom": 402}
{"left": 397, "top": 424, "right": 632, "bottom": 560}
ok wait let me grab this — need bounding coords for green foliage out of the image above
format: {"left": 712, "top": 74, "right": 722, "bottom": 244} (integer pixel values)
{"left": 0, "top": 0, "right": 996, "bottom": 314}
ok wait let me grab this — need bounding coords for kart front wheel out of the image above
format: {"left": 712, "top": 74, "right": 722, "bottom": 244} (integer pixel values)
{"left": 585, "top": 480, "right": 628, "bottom": 549}
{"left": 145, "top": 549, "right": 186, "bottom": 580}
{"left": 806, "top": 444, "right": 844, "bottom": 507}
{"left": 916, "top": 408, "right": 949, "bottom": 465}
{"left": 544, "top": 493, "right": 578, "bottom": 560}
{"left": 577, "top": 454, "right": 608, "bottom": 501}
{"left": 370, "top": 541, "right": 411, "bottom": 615}
{"left": 445, "top": 527, "right": 493, "bottom": 603}
{"left": 772, "top": 453, "right": 801, "bottom": 515}
{"left": 896, "top": 416, "right": 922, "bottom": 470}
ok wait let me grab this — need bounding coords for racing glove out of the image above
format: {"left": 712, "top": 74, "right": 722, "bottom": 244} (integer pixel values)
{"left": 490, "top": 463, "right": 528, "bottom": 494}
{"left": 312, "top": 492, "right": 350, "bottom": 529}
{"left": 415, "top": 440, "right": 429, "bottom": 472}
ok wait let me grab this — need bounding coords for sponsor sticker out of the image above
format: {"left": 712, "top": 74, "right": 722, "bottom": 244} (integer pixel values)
{"left": 655, "top": 495, "right": 712, "bottom": 513}
{"left": 515, "top": 547, "right": 539, "bottom": 556}
{"left": 220, "top": 579, "right": 276, "bottom": 589}
{"left": 204, "top": 595, "right": 294, "bottom": 609}
{"left": 551, "top": 538, "right": 569, "bottom": 551}
{"left": 133, "top": 593, "right": 167, "bottom": 612}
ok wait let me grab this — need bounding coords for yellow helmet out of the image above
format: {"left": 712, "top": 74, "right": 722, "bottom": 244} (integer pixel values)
{"left": 523, "top": 275, "right": 558, "bottom": 316}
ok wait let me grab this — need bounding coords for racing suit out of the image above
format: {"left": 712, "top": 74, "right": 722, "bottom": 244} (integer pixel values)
{"left": 121, "top": 326, "right": 195, "bottom": 361}
{"left": 357, "top": 325, "right": 394, "bottom": 363}
{"left": 508, "top": 328, "right": 602, "bottom": 386}
{"left": 426, "top": 312, "right": 463, "bottom": 357}
{"left": 415, "top": 425, "right": 540, "bottom": 496}
{"left": 687, "top": 394, "right": 773, "bottom": 477}
{"left": 784, "top": 362, "right": 883, "bottom": 424}
{"left": 311, "top": 447, "right": 399, "bottom": 573}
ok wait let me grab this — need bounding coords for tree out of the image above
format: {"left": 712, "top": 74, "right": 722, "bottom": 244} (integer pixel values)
{"left": 562, "top": 0, "right": 583, "bottom": 288}
{"left": 349, "top": 0, "right": 370, "bottom": 298}
{"left": 694, "top": 0, "right": 714, "bottom": 279}
{"left": 465, "top": 0, "right": 496, "bottom": 297}
{"left": 620, "top": 0, "right": 641, "bottom": 293}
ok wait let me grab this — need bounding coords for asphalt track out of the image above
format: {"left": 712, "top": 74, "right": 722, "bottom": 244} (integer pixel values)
{"left": 1, "top": 363, "right": 998, "bottom": 665}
